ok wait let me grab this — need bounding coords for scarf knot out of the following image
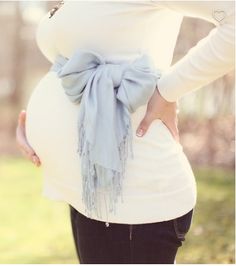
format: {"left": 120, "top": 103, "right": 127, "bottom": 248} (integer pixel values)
{"left": 50, "top": 48, "right": 162, "bottom": 221}
{"left": 102, "top": 63, "right": 128, "bottom": 88}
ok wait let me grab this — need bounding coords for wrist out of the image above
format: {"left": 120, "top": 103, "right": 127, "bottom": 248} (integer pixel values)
{"left": 155, "top": 85, "right": 171, "bottom": 105}
{"left": 155, "top": 85, "right": 180, "bottom": 114}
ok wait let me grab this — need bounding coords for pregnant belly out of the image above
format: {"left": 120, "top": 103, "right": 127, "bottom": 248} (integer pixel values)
{"left": 25, "top": 70, "right": 195, "bottom": 195}
{"left": 25, "top": 71, "right": 82, "bottom": 185}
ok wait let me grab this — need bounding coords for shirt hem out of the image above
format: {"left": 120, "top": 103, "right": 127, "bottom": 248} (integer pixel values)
{"left": 41, "top": 176, "right": 197, "bottom": 224}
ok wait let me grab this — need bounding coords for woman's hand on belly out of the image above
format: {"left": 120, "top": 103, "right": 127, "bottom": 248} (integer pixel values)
{"left": 136, "top": 85, "right": 180, "bottom": 143}
{"left": 16, "top": 110, "right": 41, "bottom": 167}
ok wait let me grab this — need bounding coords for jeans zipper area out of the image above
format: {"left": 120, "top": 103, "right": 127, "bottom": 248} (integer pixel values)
{"left": 104, "top": 222, "right": 133, "bottom": 262}
{"left": 129, "top": 224, "right": 133, "bottom": 240}
{"left": 129, "top": 224, "right": 134, "bottom": 263}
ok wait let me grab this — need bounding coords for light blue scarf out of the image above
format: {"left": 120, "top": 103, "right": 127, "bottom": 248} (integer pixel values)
{"left": 50, "top": 48, "right": 162, "bottom": 221}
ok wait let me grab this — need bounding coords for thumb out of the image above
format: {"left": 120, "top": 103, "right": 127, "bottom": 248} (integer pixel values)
{"left": 18, "top": 109, "right": 26, "bottom": 127}
{"left": 136, "top": 113, "right": 153, "bottom": 137}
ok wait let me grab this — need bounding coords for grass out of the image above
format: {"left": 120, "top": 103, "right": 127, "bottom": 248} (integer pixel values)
{"left": 0, "top": 156, "right": 77, "bottom": 264}
{"left": 0, "top": 156, "right": 234, "bottom": 264}
{"left": 177, "top": 166, "right": 235, "bottom": 264}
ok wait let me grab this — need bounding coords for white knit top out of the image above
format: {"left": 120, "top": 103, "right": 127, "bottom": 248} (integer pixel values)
{"left": 25, "top": 0, "right": 234, "bottom": 224}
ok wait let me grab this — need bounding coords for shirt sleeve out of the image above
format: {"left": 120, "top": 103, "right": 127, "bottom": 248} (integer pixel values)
{"left": 153, "top": 1, "right": 235, "bottom": 102}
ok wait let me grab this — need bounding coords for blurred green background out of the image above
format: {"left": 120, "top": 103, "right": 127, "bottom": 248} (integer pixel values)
{"left": 0, "top": 1, "right": 235, "bottom": 264}
{"left": 0, "top": 157, "right": 234, "bottom": 264}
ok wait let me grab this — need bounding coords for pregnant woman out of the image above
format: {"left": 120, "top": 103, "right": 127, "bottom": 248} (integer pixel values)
{"left": 16, "top": 0, "right": 235, "bottom": 264}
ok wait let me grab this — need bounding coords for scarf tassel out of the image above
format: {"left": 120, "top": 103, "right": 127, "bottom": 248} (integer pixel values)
{"left": 76, "top": 118, "right": 134, "bottom": 222}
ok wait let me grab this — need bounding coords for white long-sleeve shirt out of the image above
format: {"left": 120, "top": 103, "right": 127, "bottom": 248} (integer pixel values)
{"left": 155, "top": 0, "right": 235, "bottom": 102}
{"left": 25, "top": 0, "right": 234, "bottom": 224}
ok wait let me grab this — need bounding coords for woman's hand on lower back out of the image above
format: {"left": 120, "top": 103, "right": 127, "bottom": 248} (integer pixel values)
{"left": 16, "top": 110, "right": 41, "bottom": 167}
{"left": 136, "top": 86, "right": 180, "bottom": 143}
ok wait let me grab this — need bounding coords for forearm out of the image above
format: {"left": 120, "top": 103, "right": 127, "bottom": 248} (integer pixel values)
{"left": 154, "top": 1, "right": 235, "bottom": 102}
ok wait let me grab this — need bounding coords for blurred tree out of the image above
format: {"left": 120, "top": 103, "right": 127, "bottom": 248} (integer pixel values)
{"left": 9, "top": 1, "right": 25, "bottom": 136}
{"left": 47, "top": 1, "right": 59, "bottom": 10}
{"left": 0, "top": 1, "right": 234, "bottom": 168}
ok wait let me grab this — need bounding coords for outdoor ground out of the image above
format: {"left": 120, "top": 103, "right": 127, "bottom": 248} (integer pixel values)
{"left": 0, "top": 156, "right": 234, "bottom": 264}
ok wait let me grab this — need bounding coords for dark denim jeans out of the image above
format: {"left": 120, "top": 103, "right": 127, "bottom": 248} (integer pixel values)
{"left": 69, "top": 204, "right": 194, "bottom": 264}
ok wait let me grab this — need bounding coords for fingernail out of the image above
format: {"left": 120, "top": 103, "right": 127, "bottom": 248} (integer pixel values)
{"left": 32, "top": 156, "right": 38, "bottom": 163}
{"left": 136, "top": 128, "right": 143, "bottom": 137}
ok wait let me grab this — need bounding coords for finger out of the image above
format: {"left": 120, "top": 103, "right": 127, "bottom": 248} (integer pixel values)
{"left": 18, "top": 109, "right": 26, "bottom": 126}
{"left": 19, "top": 144, "right": 35, "bottom": 160}
{"left": 16, "top": 116, "right": 36, "bottom": 157}
{"left": 20, "top": 146, "right": 41, "bottom": 167}
{"left": 16, "top": 127, "right": 36, "bottom": 157}
{"left": 136, "top": 113, "right": 153, "bottom": 137}
{"left": 18, "top": 110, "right": 26, "bottom": 133}
{"left": 31, "top": 155, "right": 41, "bottom": 167}
{"left": 16, "top": 111, "right": 41, "bottom": 165}
{"left": 24, "top": 149, "right": 41, "bottom": 167}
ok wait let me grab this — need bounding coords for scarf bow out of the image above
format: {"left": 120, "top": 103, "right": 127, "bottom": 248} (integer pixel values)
{"left": 50, "top": 49, "right": 162, "bottom": 220}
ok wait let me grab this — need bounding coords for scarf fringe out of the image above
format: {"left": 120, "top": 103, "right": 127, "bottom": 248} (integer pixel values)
{"left": 77, "top": 118, "right": 134, "bottom": 222}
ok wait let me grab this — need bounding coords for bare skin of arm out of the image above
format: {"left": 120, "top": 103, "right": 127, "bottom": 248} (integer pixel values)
{"left": 16, "top": 110, "right": 41, "bottom": 167}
